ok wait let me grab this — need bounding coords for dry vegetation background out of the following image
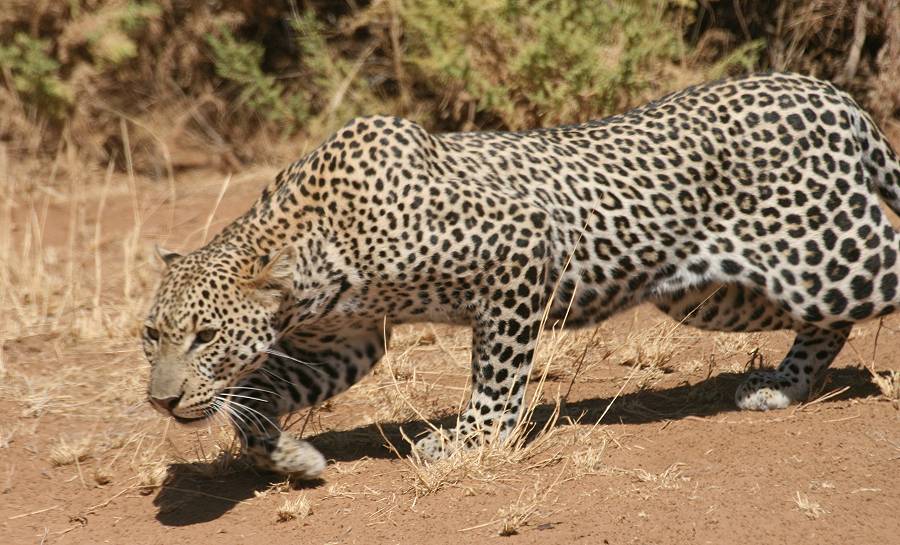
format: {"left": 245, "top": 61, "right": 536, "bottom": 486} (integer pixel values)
{"left": 2, "top": 0, "right": 898, "bottom": 169}
{"left": 1, "top": 1, "right": 900, "bottom": 544}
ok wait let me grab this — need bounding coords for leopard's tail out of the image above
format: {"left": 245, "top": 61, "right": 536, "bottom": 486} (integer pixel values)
{"left": 856, "top": 109, "right": 900, "bottom": 217}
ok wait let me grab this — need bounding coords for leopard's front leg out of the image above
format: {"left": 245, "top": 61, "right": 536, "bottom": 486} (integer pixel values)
{"left": 415, "top": 268, "right": 547, "bottom": 460}
{"left": 224, "top": 325, "right": 387, "bottom": 476}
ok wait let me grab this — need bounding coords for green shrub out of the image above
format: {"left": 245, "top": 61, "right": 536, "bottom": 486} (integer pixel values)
{"left": 206, "top": 27, "right": 310, "bottom": 127}
{"left": 400, "top": 0, "right": 694, "bottom": 128}
{"left": 290, "top": 11, "right": 381, "bottom": 133}
{"left": 706, "top": 39, "right": 766, "bottom": 80}
{"left": 0, "top": 33, "right": 72, "bottom": 119}
{"left": 83, "top": 1, "right": 162, "bottom": 67}
{"left": 205, "top": 11, "right": 382, "bottom": 134}
{"left": 4, "top": 0, "right": 893, "bottom": 168}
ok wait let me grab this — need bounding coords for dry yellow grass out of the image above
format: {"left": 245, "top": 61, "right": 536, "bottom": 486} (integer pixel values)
{"left": 0, "top": 152, "right": 156, "bottom": 345}
{"left": 496, "top": 481, "right": 551, "bottom": 536}
{"left": 276, "top": 494, "right": 312, "bottom": 522}
{"left": 49, "top": 437, "right": 93, "bottom": 467}
{"left": 136, "top": 463, "right": 168, "bottom": 494}
{"left": 0, "top": 143, "right": 248, "bottom": 499}
{"left": 869, "top": 369, "right": 900, "bottom": 407}
{"left": 0, "top": 424, "right": 19, "bottom": 449}
{"left": 607, "top": 319, "right": 682, "bottom": 371}
{"left": 793, "top": 491, "right": 827, "bottom": 519}
{"left": 368, "top": 335, "right": 445, "bottom": 423}
{"left": 631, "top": 463, "right": 690, "bottom": 490}
{"left": 379, "top": 272, "right": 620, "bottom": 502}
{"left": 570, "top": 440, "right": 609, "bottom": 475}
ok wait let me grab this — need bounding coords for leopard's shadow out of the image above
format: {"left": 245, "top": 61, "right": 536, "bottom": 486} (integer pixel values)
{"left": 314, "top": 367, "right": 881, "bottom": 462}
{"left": 153, "top": 463, "right": 323, "bottom": 526}
{"left": 154, "top": 366, "right": 879, "bottom": 526}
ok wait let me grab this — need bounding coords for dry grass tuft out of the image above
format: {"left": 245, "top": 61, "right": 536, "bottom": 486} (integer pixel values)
{"left": 399, "top": 437, "right": 561, "bottom": 498}
{"left": 370, "top": 348, "right": 440, "bottom": 423}
{"left": 275, "top": 493, "right": 312, "bottom": 522}
{"left": 570, "top": 440, "right": 609, "bottom": 475}
{"left": 602, "top": 316, "right": 702, "bottom": 389}
{"left": 497, "top": 482, "right": 550, "bottom": 536}
{"left": 0, "top": 425, "right": 19, "bottom": 449}
{"left": 7, "top": 374, "right": 66, "bottom": 419}
{"left": 631, "top": 463, "right": 690, "bottom": 490}
{"left": 354, "top": 324, "right": 470, "bottom": 425}
{"left": 136, "top": 462, "right": 168, "bottom": 494}
{"left": 713, "top": 331, "right": 764, "bottom": 358}
{"left": 167, "top": 428, "right": 243, "bottom": 479}
{"left": 609, "top": 320, "right": 681, "bottom": 371}
{"left": 846, "top": 318, "right": 900, "bottom": 409}
{"left": 712, "top": 331, "right": 767, "bottom": 372}
{"left": 92, "top": 466, "right": 114, "bottom": 486}
{"left": 793, "top": 491, "right": 826, "bottom": 519}
{"left": 387, "top": 266, "right": 609, "bottom": 500}
{"left": 530, "top": 326, "right": 604, "bottom": 381}
{"left": 393, "top": 335, "right": 572, "bottom": 499}
{"left": 869, "top": 369, "right": 900, "bottom": 408}
{"left": 49, "top": 437, "right": 93, "bottom": 467}
{"left": 391, "top": 387, "right": 566, "bottom": 499}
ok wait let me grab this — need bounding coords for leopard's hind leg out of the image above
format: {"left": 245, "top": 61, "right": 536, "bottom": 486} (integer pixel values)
{"left": 655, "top": 283, "right": 850, "bottom": 410}
{"left": 655, "top": 283, "right": 796, "bottom": 333}
{"left": 734, "top": 325, "right": 849, "bottom": 410}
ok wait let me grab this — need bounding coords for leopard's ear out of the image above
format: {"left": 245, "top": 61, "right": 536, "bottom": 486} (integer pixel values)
{"left": 252, "top": 246, "right": 296, "bottom": 292}
{"left": 155, "top": 246, "right": 183, "bottom": 267}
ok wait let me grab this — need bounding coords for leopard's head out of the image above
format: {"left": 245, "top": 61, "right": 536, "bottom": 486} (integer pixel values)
{"left": 142, "top": 244, "right": 295, "bottom": 422}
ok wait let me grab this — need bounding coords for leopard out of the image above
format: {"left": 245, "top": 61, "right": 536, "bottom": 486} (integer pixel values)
{"left": 143, "top": 72, "right": 900, "bottom": 478}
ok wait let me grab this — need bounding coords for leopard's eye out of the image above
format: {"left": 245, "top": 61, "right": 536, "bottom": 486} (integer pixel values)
{"left": 145, "top": 326, "right": 160, "bottom": 342}
{"left": 195, "top": 329, "right": 217, "bottom": 344}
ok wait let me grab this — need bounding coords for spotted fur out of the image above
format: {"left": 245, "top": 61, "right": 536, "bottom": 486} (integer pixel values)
{"left": 144, "top": 73, "right": 900, "bottom": 473}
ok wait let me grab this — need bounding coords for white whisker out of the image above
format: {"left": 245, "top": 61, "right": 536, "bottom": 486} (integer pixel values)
{"left": 209, "top": 400, "right": 243, "bottom": 445}
{"left": 222, "top": 385, "right": 281, "bottom": 398}
{"left": 226, "top": 399, "right": 274, "bottom": 435}
{"left": 258, "top": 366, "right": 303, "bottom": 384}
{"left": 227, "top": 402, "right": 267, "bottom": 434}
{"left": 264, "top": 348, "right": 322, "bottom": 366}
{"left": 262, "top": 348, "right": 328, "bottom": 375}
{"left": 222, "top": 392, "right": 269, "bottom": 403}
{"left": 215, "top": 395, "right": 261, "bottom": 437}
{"left": 227, "top": 398, "right": 280, "bottom": 432}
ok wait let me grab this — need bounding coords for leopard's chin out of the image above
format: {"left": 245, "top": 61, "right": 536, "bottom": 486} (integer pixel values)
{"left": 172, "top": 404, "right": 219, "bottom": 427}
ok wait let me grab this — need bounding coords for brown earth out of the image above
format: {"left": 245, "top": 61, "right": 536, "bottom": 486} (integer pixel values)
{"left": 1, "top": 159, "right": 899, "bottom": 545}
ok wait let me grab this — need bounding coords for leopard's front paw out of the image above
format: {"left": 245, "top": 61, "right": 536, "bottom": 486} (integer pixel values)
{"left": 246, "top": 433, "right": 326, "bottom": 478}
{"left": 413, "top": 428, "right": 461, "bottom": 461}
{"left": 412, "top": 424, "right": 495, "bottom": 461}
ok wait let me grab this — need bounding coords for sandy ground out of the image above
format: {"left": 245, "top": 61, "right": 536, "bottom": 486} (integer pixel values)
{"left": 1, "top": 163, "right": 899, "bottom": 545}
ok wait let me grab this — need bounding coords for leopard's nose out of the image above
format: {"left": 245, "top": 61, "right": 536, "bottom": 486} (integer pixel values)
{"left": 149, "top": 393, "right": 183, "bottom": 415}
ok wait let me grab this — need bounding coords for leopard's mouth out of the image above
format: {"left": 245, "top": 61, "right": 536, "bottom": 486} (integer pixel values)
{"left": 173, "top": 414, "right": 210, "bottom": 425}
{"left": 171, "top": 402, "right": 220, "bottom": 426}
